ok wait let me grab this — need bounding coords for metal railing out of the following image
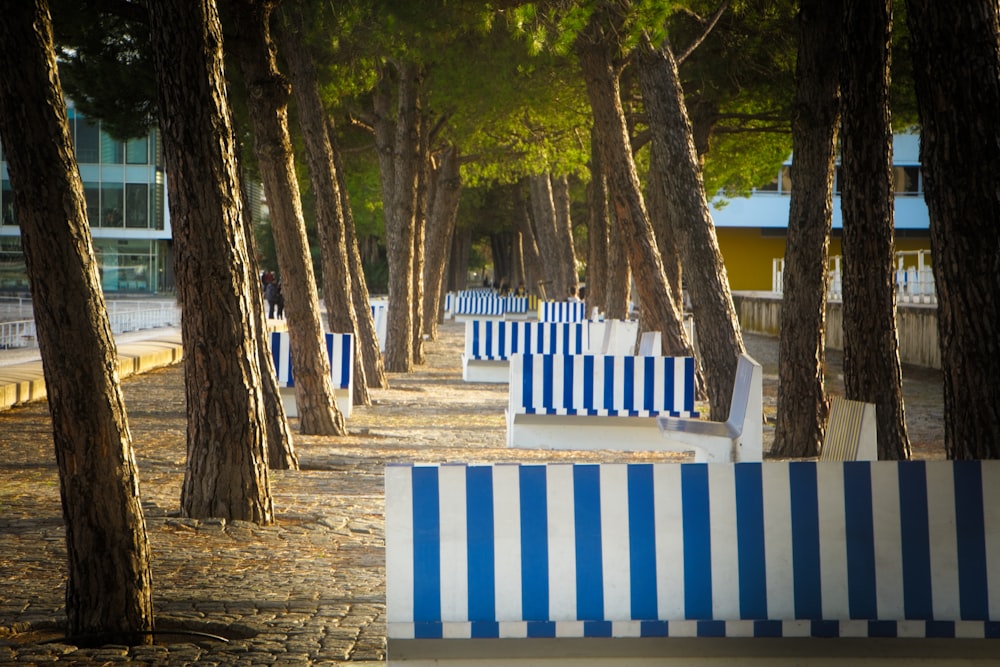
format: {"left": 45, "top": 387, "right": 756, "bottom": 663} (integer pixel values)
{"left": 0, "top": 300, "right": 180, "bottom": 350}
{"left": 773, "top": 250, "right": 937, "bottom": 305}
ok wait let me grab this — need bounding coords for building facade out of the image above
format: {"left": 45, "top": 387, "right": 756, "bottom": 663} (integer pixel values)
{"left": 710, "top": 133, "right": 931, "bottom": 291}
{"left": 0, "top": 100, "right": 173, "bottom": 294}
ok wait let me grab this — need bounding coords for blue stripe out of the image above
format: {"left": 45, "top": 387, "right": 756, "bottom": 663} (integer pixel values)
{"left": 789, "top": 462, "right": 822, "bottom": 619}
{"left": 623, "top": 356, "right": 635, "bottom": 414}
{"left": 663, "top": 357, "right": 675, "bottom": 412}
{"left": 466, "top": 466, "right": 496, "bottom": 622}
{"left": 542, "top": 355, "right": 554, "bottom": 413}
{"left": 519, "top": 466, "right": 548, "bottom": 620}
{"left": 574, "top": 465, "right": 604, "bottom": 620}
{"left": 898, "top": 461, "right": 933, "bottom": 619}
{"left": 412, "top": 467, "right": 441, "bottom": 623}
{"left": 603, "top": 356, "right": 615, "bottom": 413}
{"left": 683, "top": 357, "right": 695, "bottom": 412}
{"left": 521, "top": 354, "right": 534, "bottom": 413}
{"left": 484, "top": 321, "right": 494, "bottom": 358}
{"left": 562, "top": 354, "right": 575, "bottom": 415}
{"left": 681, "top": 464, "right": 713, "bottom": 618}
{"left": 734, "top": 463, "right": 768, "bottom": 619}
{"left": 270, "top": 332, "right": 283, "bottom": 383}
{"left": 523, "top": 322, "right": 532, "bottom": 354}
{"left": 843, "top": 462, "right": 877, "bottom": 619}
{"left": 471, "top": 621, "right": 499, "bottom": 638}
{"left": 584, "top": 620, "right": 612, "bottom": 637}
{"left": 472, "top": 320, "right": 481, "bottom": 358}
{"left": 537, "top": 323, "right": 546, "bottom": 353}
{"left": 497, "top": 321, "right": 506, "bottom": 358}
{"left": 511, "top": 322, "right": 520, "bottom": 356}
{"left": 643, "top": 356, "right": 655, "bottom": 413}
{"left": 413, "top": 621, "right": 442, "bottom": 639}
{"left": 953, "top": 460, "right": 989, "bottom": 620}
{"left": 628, "top": 464, "right": 658, "bottom": 619}
{"left": 583, "top": 355, "right": 595, "bottom": 414}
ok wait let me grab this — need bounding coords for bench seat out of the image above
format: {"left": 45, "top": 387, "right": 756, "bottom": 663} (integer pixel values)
{"left": 270, "top": 330, "right": 353, "bottom": 418}
{"left": 386, "top": 460, "right": 1000, "bottom": 665}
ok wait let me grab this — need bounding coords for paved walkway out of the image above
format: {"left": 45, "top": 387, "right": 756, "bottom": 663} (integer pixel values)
{"left": 0, "top": 320, "right": 946, "bottom": 665}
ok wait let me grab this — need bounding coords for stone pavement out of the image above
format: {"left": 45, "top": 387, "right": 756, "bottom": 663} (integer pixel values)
{"left": 0, "top": 320, "right": 946, "bottom": 666}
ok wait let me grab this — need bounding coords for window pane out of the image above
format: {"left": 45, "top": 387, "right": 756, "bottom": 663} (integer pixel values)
{"left": 126, "top": 136, "right": 148, "bottom": 164}
{"left": 894, "top": 166, "right": 920, "bottom": 195}
{"left": 75, "top": 118, "right": 100, "bottom": 163}
{"left": 100, "top": 130, "right": 124, "bottom": 164}
{"left": 83, "top": 183, "right": 100, "bottom": 225}
{"left": 101, "top": 183, "right": 123, "bottom": 227}
{"left": 125, "top": 183, "right": 148, "bottom": 228}
{"left": 2, "top": 180, "right": 14, "bottom": 225}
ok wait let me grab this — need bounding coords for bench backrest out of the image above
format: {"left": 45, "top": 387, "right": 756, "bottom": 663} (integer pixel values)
{"left": 453, "top": 294, "right": 533, "bottom": 317}
{"left": 538, "top": 300, "right": 587, "bottom": 322}
{"left": 270, "top": 331, "right": 353, "bottom": 390}
{"left": 821, "top": 397, "right": 878, "bottom": 461}
{"left": 386, "top": 460, "right": 1000, "bottom": 640}
{"left": 638, "top": 331, "right": 662, "bottom": 356}
{"left": 370, "top": 300, "right": 388, "bottom": 352}
{"left": 464, "top": 320, "right": 588, "bottom": 361}
{"left": 508, "top": 353, "right": 698, "bottom": 418}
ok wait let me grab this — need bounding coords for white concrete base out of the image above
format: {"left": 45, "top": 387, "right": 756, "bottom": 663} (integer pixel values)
{"left": 454, "top": 314, "right": 505, "bottom": 323}
{"left": 280, "top": 386, "right": 352, "bottom": 419}
{"left": 388, "top": 637, "right": 1000, "bottom": 666}
{"left": 507, "top": 412, "right": 694, "bottom": 457}
{"left": 462, "top": 357, "right": 511, "bottom": 383}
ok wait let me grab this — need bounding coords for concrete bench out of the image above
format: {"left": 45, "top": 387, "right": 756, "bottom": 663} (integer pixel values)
{"left": 657, "top": 353, "right": 762, "bottom": 462}
{"left": 462, "top": 320, "right": 589, "bottom": 383}
{"left": 270, "top": 330, "right": 353, "bottom": 418}
{"left": 538, "top": 300, "right": 586, "bottom": 322}
{"left": 385, "top": 460, "right": 1000, "bottom": 666}
{"left": 506, "top": 353, "right": 698, "bottom": 451}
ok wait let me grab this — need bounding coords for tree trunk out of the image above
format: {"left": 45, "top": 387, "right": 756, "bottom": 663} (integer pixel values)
{"left": 647, "top": 143, "right": 683, "bottom": 314}
{"left": 514, "top": 185, "right": 543, "bottom": 295}
{"left": 226, "top": 0, "right": 344, "bottom": 436}
{"left": 277, "top": 5, "right": 370, "bottom": 407}
{"left": 586, "top": 128, "right": 609, "bottom": 316}
{"left": 905, "top": 0, "right": 1000, "bottom": 459}
{"left": 840, "top": 0, "right": 910, "bottom": 460}
{"left": 605, "top": 210, "right": 632, "bottom": 320}
{"left": 330, "top": 123, "right": 388, "bottom": 391}
{"left": 423, "top": 146, "right": 461, "bottom": 340}
{"left": 450, "top": 227, "right": 473, "bottom": 292}
{"left": 529, "top": 173, "right": 573, "bottom": 299}
{"left": 0, "top": 0, "right": 154, "bottom": 643}
{"left": 772, "top": 0, "right": 843, "bottom": 459}
{"left": 374, "top": 63, "right": 421, "bottom": 372}
{"left": 236, "top": 145, "right": 297, "bottom": 468}
{"left": 149, "top": 0, "right": 273, "bottom": 522}
{"left": 411, "top": 118, "right": 429, "bottom": 365}
{"left": 552, "top": 173, "right": 579, "bottom": 292}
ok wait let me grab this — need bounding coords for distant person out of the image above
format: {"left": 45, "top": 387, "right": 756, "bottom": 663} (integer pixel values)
{"left": 275, "top": 282, "right": 284, "bottom": 319}
{"left": 265, "top": 280, "right": 280, "bottom": 318}
{"left": 567, "top": 286, "right": 581, "bottom": 302}
{"left": 515, "top": 281, "right": 526, "bottom": 296}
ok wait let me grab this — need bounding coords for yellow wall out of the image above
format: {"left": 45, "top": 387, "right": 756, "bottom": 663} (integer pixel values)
{"left": 715, "top": 228, "right": 932, "bottom": 292}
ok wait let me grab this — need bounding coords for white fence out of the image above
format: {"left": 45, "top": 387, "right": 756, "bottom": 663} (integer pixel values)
{"left": 773, "top": 249, "right": 936, "bottom": 304}
{"left": 0, "top": 300, "right": 180, "bottom": 349}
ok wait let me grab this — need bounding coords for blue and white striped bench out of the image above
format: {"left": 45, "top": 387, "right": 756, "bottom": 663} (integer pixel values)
{"left": 270, "top": 330, "right": 353, "bottom": 418}
{"left": 462, "top": 320, "right": 590, "bottom": 383}
{"left": 370, "top": 299, "right": 388, "bottom": 352}
{"left": 538, "top": 299, "right": 586, "bottom": 322}
{"left": 507, "top": 353, "right": 698, "bottom": 452}
{"left": 385, "top": 460, "right": 1000, "bottom": 665}
{"left": 452, "top": 294, "right": 535, "bottom": 322}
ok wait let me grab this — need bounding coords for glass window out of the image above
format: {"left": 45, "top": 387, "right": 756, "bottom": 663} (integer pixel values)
{"left": 757, "top": 175, "right": 779, "bottom": 192}
{"left": 83, "top": 182, "right": 100, "bottom": 225}
{"left": 894, "top": 166, "right": 920, "bottom": 195}
{"left": 125, "top": 183, "right": 148, "bottom": 228}
{"left": 2, "top": 179, "right": 14, "bottom": 226}
{"left": 100, "top": 182, "right": 123, "bottom": 227}
{"left": 153, "top": 173, "right": 165, "bottom": 230}
{"left": 0, "top": 236, "right": 27, "bottom": 290}
{"left": 100, "top": 130, "right": 124, "bottom": 164}
{"left": 75, "top": 117, "right": 100, "bottom": 163}
{"left": 126, "top": 136, "right": 148, "bottom": 164}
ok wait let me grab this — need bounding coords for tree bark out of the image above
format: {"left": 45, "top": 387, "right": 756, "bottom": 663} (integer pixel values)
{"left": 529, "top": 173, "right": 574, "bottom": 299}
{"left": 840, "top": 0, "right": 910, "bottom": 460}
{"left": 149, "top": 0, "right": 273, "bottom": 522}
{"left": 225, "top": 0, "right": 344, "bottom": 435}
{"left": 277, "top": 5, "right": 370, "bottom": 407}
{"left": 0, "top": 0, "right": 155, "bottom": 643}
{"left": 633, "top": 35, "right": 744, "bottom": 417}
{"left": 905, "top": 0, "right": 1000, "bottom": 459}
{"left": 772, "top": 0, "right": 843, "bottom": 459}
{"left": 605, "top": 209, "right": 632, "bottom": 320}
{"left": 646, "top": 143, "right": 683, "bottom": 314}
{"left": 552, "top": 173, "right": 579, "bottom": 292}
{"left": 585, "top": 126, "right": 609, "bottom": 316}
{"left": 514, "top": 184, "right": 543, "bottom": 295}
{"left": 330, "top": 124, "right": 388, "bottom": 391}
{"left": 373, "top": 63, "right": 421, "bottom": 372}
{"left": 423, "top": 146, "right": 461, "bottom": 340}
{"left": 411, "top": 117, "right": 430, "bottom": 365}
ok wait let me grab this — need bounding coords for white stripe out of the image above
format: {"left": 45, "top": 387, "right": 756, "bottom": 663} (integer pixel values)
{"left": 464, "top": 321, "right": 475, "bottom": 357}
{"left": 652, "top": 357, "right": 665, "bottom": 411}
{"left": 438, "top": 465, "right": 468, "bottom": 623}
{"left": 984, "top": 462, "right": 1000, "bottom": 619}
{"left": 926, "top": 462, "right": 960, "bottom": 619}
{"left": 672, "top": 358, "right": 685, "bottom": 413}
{"left": 631, "top": 357, "right": 645, "bottom": 413}
{"left": 384, "top": 465, "right": 415, "bottom": 623}
{"left": 871, "top": 462, "right": 904, "bottom": 619}
{"left": 493, "top": 464, "right": 523, "bottom": 623}
{"left": 593, "top": 354, "right": 606, "bottom": 412}
{"left": 552, "top": 354, "right": 566, "bottom": 411}
{"left": 508, "top": 354, "right": 524, "bottom": 411}
{"left": 547, "top": 464, "right": 577, "bottom": 621}
{"left": 601, "top": 464, "right": 632, "bottom": 620}
{"left": 654, "top": 464, "right": 685, "bottom": 618}
{"left": 816, "top": 463, "right": 849, "bottom": 619}
{"left": 572, "top": 354, "right": 586, "bottom": 412}
{"left": 708, "top": 464, "right": 740, "bottom": 619}
{"left": 762, "top": 463, "right": 794, "bottom": 618}
{"left": 612, "top": 356, "right": 625, "bottom": 413}
{"left": 531, "top": 355, "right": 545, "bottom": 412}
